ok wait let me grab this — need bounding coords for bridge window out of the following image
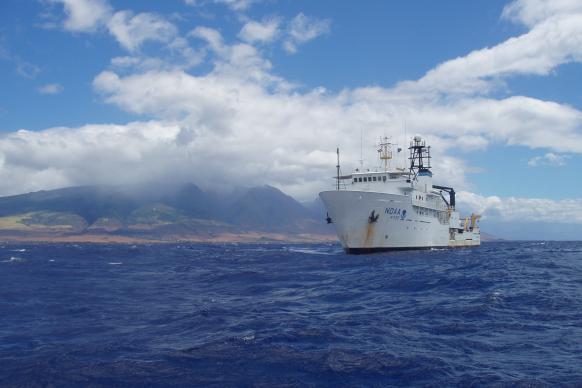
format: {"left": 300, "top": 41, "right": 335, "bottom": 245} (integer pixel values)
{"left": 372, "top": 176, "right": 377, "bottom": 182}
{"left": 353, "top": 178, "right": 356, "bottom": 183}
{"left": 358, "top": 177, "right": 362, "bottom": 182}
{"left": 364, "top": 177, "right": 367, "bottom": 182}
{"left": 383, "top": 176, "right": 387, "bottom": 182}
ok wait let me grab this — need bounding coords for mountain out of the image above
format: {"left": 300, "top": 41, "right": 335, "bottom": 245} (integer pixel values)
{"left": 225, "top": 185, "right": 316, "bottom": 228}
{"left": 162, "top": 183, "right": 219, "bottom": 219}
{"left": 0, "top": 183, "right": 335, "bottom": 242}
{"left": 0, "top": 186, "right": 139, "bottom": 224}
{"left": 304, "top": 196, "right": 327, "bottom": 219}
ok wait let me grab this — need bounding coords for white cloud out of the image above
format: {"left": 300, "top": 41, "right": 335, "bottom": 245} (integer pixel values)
{"left": 527, "top": 152, "right": 570, "bottom": 167}
{"left": 7, "top": 0, "right": 582, "bottom": 218}
{"left": 238, "top": 18, "right": 280, "bottom": 44}
{"left": 215, "top": 0, "right": 259, "bottom": 11}
{"left": 458, "top": 191, "right": 582, "bottom": 224}
{"left": 87, "top": 70, "right": 581, "bottom": 198}
{"left": 284, "top": 13, "right": 331, "bottom": 54}
{"left": 396, "top": 12, "right": 582, "bottom": 96}
{"left": 108, "top": 41, "right": 203, "bottom": 73}
{"left": 188, "top": 27, "right": 287, "bottom": 87}
{"left": 502, "top": 0, "right": 582, "bottom": 27}
{"left": 168, "top": 37, "right": 205, "bottom": 68}
{"left": 109, "top": 56, "right": 169, "bottom": 73}
{"left": 16, "top": 62, "right": 41, "bottom": 79}
{"left": 0, "top": 122, "right": 182, "bottom": 196}
{"left": 110, "top": 56, "right": 142, "bottom": 68}
{"left": 38, "top": 83, "right": 64, "bottom": 95}
{"left": 184, "top": 0, "right": 262, "bottom": 11}
{"left": 49, "top": 0, "right": 187, "bottom": 58}
{"left": 86, "top": 4, "right": 582, "bottom": 199}
{"left": 189, "top": 26, "right": 225, "bottom": 53}
{"left": 107, "top": 11, "right": 178, "bottom": 52}
{"left": 49, "top": 0, "right": 112, "bottom": 32}
{"left": 385, "top": 0, "right": 582, "bottom": 98}
{"left": 0, "top": 47, "right": 40, "bottom": 79}
{"left": 3, "top": 117, "right": 581, "bottom": 226}
{"left": 0, "top": 117, "right": 342, "bottom": 198}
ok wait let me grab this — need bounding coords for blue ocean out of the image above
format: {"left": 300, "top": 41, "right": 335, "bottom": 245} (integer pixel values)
{"left": 1, "top": 241, "right": 581, "bottom": 386}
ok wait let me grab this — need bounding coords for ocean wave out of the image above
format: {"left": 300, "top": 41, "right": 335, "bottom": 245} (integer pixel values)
{"left": 1, "top": 241, "right": 581, "bottom": 386}
{"left": 286, "top": 247, "right": 334, "bottom": 255}
{"left": 2, "top": 256, "right": 25, "bottom": 263}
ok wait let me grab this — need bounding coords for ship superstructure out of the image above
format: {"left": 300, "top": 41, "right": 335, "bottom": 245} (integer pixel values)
{"left": 319, "top": 136, "right": 480, "bottom": 253}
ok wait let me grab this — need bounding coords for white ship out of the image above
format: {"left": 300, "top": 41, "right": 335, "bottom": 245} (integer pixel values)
{"left": 319, "top": 136, "right": 480, "bottom": 253}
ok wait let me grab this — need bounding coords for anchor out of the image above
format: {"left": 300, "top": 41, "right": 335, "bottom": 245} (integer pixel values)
{"left": 326, "top": 212, "right": 333, "bottom": 224}
{"left": 368, "top": 209, "right": 379, "bottom": 223}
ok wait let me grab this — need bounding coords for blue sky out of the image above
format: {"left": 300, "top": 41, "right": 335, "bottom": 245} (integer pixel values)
{"left": 1, "top": 0, "right": 582, "bottom": 239}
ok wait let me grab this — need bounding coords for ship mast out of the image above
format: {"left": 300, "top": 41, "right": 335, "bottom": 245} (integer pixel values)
{"left": 408, "top": 135, "right": 431, "bottom": 180}
{"left": 336, "top": 147, "right": 340, "bottom": 190}
{"left": 377, "top": 136, "right": 393, "bottom": 172}
{"left": 359, "top": 129, "right": 364, "bottom": 169}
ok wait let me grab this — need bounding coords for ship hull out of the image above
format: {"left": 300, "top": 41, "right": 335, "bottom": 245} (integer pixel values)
{"left": 319, "top": 190, "right": 479, "bottom": 252}
{"left": 345, "top": 246, "right": 436, "bottom": 254}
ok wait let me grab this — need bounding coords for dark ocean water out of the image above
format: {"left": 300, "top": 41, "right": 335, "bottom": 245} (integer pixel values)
{"left": 1, "top": 241, "right": 581, "bottom": 387}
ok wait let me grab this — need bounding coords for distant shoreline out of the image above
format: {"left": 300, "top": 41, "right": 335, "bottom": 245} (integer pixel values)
{"left": 0, "top": 232, "right": 338, "bottom": 244}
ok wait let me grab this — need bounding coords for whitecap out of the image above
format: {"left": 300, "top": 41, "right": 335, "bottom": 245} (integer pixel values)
{"left": 287, "top": 247, "right": 332, "bottom": 255}
{"left": 108, "top": 262, "right": 123, "bottom": 265}
{"left": 11, "top": 248, "right": 26, "bottom": 252}
{"left": 2, "top": 256, "right": 25, "bottom": 263}
{"left": 241, "top": 332, "right": 255, "bottom": 343}
{"left": 488, "top": 290, "right": 503, "bottom": 302}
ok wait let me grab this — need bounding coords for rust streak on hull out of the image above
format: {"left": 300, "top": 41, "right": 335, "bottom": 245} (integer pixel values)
{"left": 364, "top": 222, "right": 375, "bottom": 247}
